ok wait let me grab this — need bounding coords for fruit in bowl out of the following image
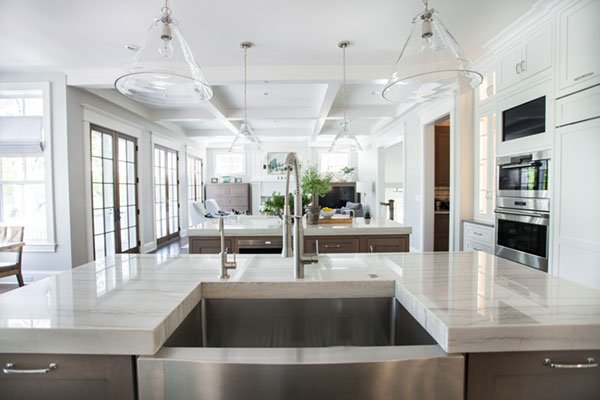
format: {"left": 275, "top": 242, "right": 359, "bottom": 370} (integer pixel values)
{"left": 320, "top": 207, "right": 336, "bottom": 219}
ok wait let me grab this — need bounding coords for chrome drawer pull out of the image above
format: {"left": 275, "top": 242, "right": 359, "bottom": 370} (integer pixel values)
{"left": 324, "top": 244, "right": 342, "bottom": 248}
{"left": 543, "top": 358, "right": 597, "bottom": 369}
{"left": 3, "top": 362, "right": 58, "bottom": 374}
{"left": 574, "top": 72, "right": 594, "bottom": 81}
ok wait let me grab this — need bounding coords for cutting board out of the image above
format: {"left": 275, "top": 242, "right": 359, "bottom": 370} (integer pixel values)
{"left": 319, "top": 216, "right": 352, "bottom": 224}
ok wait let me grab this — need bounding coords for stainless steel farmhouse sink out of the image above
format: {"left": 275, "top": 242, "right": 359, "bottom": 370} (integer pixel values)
{"left": 138, "top": 297, "right": 464, "bottom": 400}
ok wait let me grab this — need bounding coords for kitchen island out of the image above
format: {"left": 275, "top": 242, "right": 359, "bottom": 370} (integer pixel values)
{"left": 188, "top": 215, "right": 413, "bottom": 254}
{"left": 0, "top": 252, "right": 599, "bottom": 399}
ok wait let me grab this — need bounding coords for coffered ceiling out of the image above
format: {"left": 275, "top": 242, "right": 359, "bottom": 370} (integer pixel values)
{"left": 0, "top": 0, "right": 539, "bottom": 147}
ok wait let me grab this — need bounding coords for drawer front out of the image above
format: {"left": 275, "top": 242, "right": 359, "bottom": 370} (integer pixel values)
{"left": 463, "top": 238, "right": 494, "bottom": 254}
{"left": 0, "top": 353, "right": 134, "bottom": 399}
{"left": 464, "top": 223, "right": 494, "bottom": 244}
{"left": 205, "top": 185, "right": 229, "bottom": 196}
{"left": 366, "top": 237, "right": 409, "bottom": 253}
{"left": 190, "top": 238, "right": 233, "bottom": 254}
{"left": 228, "top": 185, "right": 248, "bottom": 196}
{"left": 556, "top": 84, "right": 600, "bottom": 127}
{"left": 314, "top": 237, "right": 360, "bottom": 253}
{"left": 138, "top": 346, "right": 464, "bottom": 400}
{"left": 467, "top": 350, "right": 600, "bottom": 400}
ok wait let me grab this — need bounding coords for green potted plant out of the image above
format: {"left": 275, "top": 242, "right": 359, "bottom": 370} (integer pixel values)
{"left": 340, "top": 166, "right": 355, "bottom": 182}
{"left": 301, "top": 166, "right": 333, "bottom": 224}
{"left": 261, "top": 192, "right": 310, "bottom": 216}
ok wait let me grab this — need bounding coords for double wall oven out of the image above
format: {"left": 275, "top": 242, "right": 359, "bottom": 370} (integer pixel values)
{"left": 495, "top": 150, "right": 551, "bottom": 272}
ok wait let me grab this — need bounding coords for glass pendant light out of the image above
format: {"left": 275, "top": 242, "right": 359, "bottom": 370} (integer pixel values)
{"left": 382, "top": 0, "right": 482, "bottom": 103}
{"left": 115, "top": 0, "right": 213, "bottom": 107}
{"left": 228, "top": 42, "right": 261, "bottom": 153}
{"left": 329, "top": 41, "right": 363, "bottom": 153}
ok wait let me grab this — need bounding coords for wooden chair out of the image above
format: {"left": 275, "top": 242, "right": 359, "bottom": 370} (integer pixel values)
{"left": 0, "top": 226, "right": 25, "bottom": 287}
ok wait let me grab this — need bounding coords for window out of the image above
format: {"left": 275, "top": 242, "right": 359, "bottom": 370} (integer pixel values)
{"left": 0, "top": 84, "right": 52, "bottom": 244}
{"left": 154, "top": 145, "right": 179, "bottom": 244}
{"left": 188, "top": 156, "right": 203, "bottom": 202}
{"left": 319, "top": 152, "right": 350, "bottom": 174}
{"left": 214, "top": 152, "right": 245, "bottom": 175}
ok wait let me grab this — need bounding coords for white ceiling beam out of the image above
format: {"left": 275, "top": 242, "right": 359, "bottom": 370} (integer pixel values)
{"left": 310, "top": 83, "right": 341, "bottom": 143}
{"left": 150, "top": 108, "right": 215, "bottom": 121}
{"left": 203, "top": 95, "right": 240, "bottom": 135}
{"left": 227, "top": 107, "right": 317, "bottom": 120}
{"left": 327, "top": 105, "right": 400, "bottom": 120}
{"left": 67, "top": 65, "right": 392, "bottom": 88}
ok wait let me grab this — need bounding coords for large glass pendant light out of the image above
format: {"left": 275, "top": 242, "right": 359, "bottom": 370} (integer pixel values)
{"left": 228, "top": 42, "right": 261, "bottom": 153}
{"left": 115, "top": 0, "right": 213, "bottom": 107}
{"left": 382, "top": 0, "right": 482, "bottom": 103}
{"left": 329, "top": 41, "right": 363, "bottom": 153}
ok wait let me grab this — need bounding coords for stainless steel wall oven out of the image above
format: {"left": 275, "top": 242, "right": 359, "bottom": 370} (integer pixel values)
{"left": 495, "top": 150, "right": 551, "bottom": 272}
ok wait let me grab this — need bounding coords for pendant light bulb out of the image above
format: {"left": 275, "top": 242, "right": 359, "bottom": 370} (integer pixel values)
{"left": 159, "top": 17, "right": 173, "bottom": 58}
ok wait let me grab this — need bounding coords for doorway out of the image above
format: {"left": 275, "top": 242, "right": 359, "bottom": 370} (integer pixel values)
{"left": 90, "top": 125, "right": 140, "bottom": 259}
{"left": 154, "top": 145, "right": 180, "bottom": 245}
{"left": 433, "top": 117, "right": 450, "bottom": 251}
{"left": 383, "top": 141, "right": 405, "bottom": 223}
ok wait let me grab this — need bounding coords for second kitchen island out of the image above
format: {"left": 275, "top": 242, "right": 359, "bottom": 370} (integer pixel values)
{"left": 187, "top": 215, "right": 412, "bottom": 254}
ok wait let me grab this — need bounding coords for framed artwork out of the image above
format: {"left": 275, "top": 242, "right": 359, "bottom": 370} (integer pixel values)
{"left": 210, "top": 178, "right": 218, "bottom": 183}
{"left": 266, "top": 152, "right": 289, "bottom": 175}
{"left": 234, "top": 177, "right": 243, "bottom": 183}
{"left": 222, "top": 176, "right": 231, "bottom": 183}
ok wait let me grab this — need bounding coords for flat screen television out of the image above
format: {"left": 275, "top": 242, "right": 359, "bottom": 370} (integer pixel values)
{"left": 319, "top": 184, "right": 357, "bottom": 209}
{"left": 502, "top": 96, "right": 545, "bottom": 142}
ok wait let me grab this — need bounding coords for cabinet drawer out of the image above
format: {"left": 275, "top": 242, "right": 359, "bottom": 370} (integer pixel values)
{"left": 467, "top": 350, "right": 600, "bottom": 400}
{"left": 556, "top": 84, "right": 600, "bottom": 127}
{"left": 0, "top": 353, "right": 135, "bottom": 399}
{"left": 463, "top": 238, "right": 494, "bottom": 254}
{"left": 305, "top": 237, "right": 360, "bottom": 253}
{"left": 228, "top": 185, "right": 248, "bottom": 196}
{"left": 190, "top": 238, "right": 233, "bottom": 254}
{"left": 464, "top": 223, "right": 494, "bottom": 244}
{"left": 365, "top": 236, "right": 409, "bottom": 253}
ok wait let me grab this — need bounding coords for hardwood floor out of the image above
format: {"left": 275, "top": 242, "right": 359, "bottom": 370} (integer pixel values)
{"left": 0, "top": 283, "right": 19, "bottom": 294}
{"left": 153, "top": 236, "right": 189, "bottom": 258}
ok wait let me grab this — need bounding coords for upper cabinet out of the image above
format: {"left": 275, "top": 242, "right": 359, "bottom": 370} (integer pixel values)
{"left": 475, "top": 66, "right": 497, "bottom": 106}
{"left": 557, "top": 0, "right": 600, "bottom": 97}
{"left": 498, "top": 24, "right": 553, "bottom": 92}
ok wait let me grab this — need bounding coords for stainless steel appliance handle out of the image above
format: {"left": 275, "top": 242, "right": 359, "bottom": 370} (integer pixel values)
{"left": 494, "top": 208, "right": 549, "bottom": 219}
{"left": 499, "top": 162, "right": 536, "bottom": 169}
{"left": 3, "top": 363, "right": 58, "bottom": 374}
{"left": 543, "top": 358, "right": 597, "bottom": 369}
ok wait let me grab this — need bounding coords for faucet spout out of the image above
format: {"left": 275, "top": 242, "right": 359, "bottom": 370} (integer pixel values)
{"left": 219, "top": 216, "right": 237, "bottom": 279}
{"left": 281, "top": 152, "right": 317, "bottom": 279}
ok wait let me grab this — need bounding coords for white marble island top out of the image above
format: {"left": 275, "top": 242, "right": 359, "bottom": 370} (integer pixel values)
{"left": 0, "top": 252, "right": 599, "bottom": 355}
{"left": 188, "top": 215, "right": 412, "bottom": 237}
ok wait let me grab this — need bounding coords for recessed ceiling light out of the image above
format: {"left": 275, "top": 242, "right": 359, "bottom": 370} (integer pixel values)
{"left": 371, "top": 91, "right": 380, "bottom": 95}
{"left": 263, "top": 92, "right": 272, "bottom": 96}
{"left": 262, "top": 80, "right": 270, "bottom": 84}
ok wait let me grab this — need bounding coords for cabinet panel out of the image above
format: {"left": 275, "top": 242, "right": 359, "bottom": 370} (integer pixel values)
{"left": 467, "top": 350, "right": 600, "bottom": 400}
{"left": 522, "top": 24, "right": 552, "bottom": 79}
{"left": 558, "top": 0, "right": 600, "bottom": 94}
{"left": 433, "top": 214, "right": 449, "bottom": 252}
{"left": 365, "top": 236, "right": 409, "bottom": 253}
{"left": 0, "top": 353, "right": 135, "bottom": 400}
{"left": 555, "top": 84, "right": 600, "bottom": 127}
{"left": 463, "top": 239, "right": 494, "bottom": 254}
{"left": 309, "top": 237, "right": 360, "bottom": 254}
{"left": 190, "top": 238, "right": 233, "bottom": 254}
{"left": 498, "top": 47, "right": 523, "bottom": 90}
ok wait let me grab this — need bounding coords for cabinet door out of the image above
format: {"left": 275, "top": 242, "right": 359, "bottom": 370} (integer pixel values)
{"left": 0, "top": 353, "right": 135, "bottom": 400}
{"left": 365, "top": 236, "right": 409, "bottom": 253}
{"left": 558, "top": 0, "right": 600, "bottom": 94}
{"left": 473, "top": 109, "right": 497, "bottom": 221}
{"left": 467, "top": 350, "right": 600, "bottom": 400}
{"left": 498, "top": 47, "right": 523, "bottom": 91}
{"left": 190, "top": 238, "right": 233, "bottom": 254}
{"left": 522, "top": 24, "right": 552, "bottom": 80}
{"left": 476, "top": 67, "right": 497, "bottom": 105}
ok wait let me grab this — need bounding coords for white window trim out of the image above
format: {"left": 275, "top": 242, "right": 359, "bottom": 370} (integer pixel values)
{"left": 0, "top": 82, "right": 56, "bottom": 252}
{"left": 318, "top": 151, "right": 351, "bottom": 174}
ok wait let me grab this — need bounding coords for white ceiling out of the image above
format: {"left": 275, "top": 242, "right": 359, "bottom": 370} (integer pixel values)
{"left": 0, "top": 0, "right": 538, "bottom": 146}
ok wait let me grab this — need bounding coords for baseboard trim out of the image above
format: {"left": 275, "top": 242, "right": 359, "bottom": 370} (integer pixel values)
{"left": 143, "top": 241, "right": 157, "bottom": 254}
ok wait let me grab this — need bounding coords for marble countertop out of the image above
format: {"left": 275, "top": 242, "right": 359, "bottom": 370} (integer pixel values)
{"left": 0, "top": 252, "right": 599, "bottom": 355}
{"left": 188, "top": 215, "right": 412, "bottom": 237}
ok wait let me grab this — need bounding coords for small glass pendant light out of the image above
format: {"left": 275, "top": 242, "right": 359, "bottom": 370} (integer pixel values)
{"left": 228, "top": 42, "right": 261, "bottom": 153}
{"left": 329, "top": 41, "right": 363, "bottom": 153}
{"left": 115, "top": 0, "right": 213, "bottom": 107}
{"left": 382, "top": 0, "right": 482, "bottom": 103}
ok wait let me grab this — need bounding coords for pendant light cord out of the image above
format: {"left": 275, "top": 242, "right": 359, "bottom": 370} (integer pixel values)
{"left": 342, "top": 44, "right": 347, "bottom": 125}
{"left": 243, "top": 45, "right": 247, "bottom": 125}
{"left": 161, "top": 0, "right": 171, "bottom": 18}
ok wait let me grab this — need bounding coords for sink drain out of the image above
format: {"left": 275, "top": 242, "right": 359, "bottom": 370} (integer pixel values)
{"left": 368, "top": 273, "right": 378, "bottom": 279}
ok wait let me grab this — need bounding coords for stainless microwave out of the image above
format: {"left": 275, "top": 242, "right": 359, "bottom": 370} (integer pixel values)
{"left": 497, "top": 150, "right": 550, "bottom": 199}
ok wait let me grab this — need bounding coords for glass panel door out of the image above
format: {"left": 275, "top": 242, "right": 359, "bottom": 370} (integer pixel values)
{"left": 90, "top": 125, "right": 139, "bottom": 259}
{"left": 154, "top": 145, "right": 180, "bottom": 244}
{"left": 188, "top": 156, "right": 203, "bottom": 202}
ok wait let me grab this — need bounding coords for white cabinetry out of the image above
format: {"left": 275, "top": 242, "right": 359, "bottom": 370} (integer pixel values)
{"left": 498, "top": 24, "right": 553, "bottom": 92}
{"left": 557, "top": 0, "right": 600, "bottom": 97}
{"left": 475, "top": 66, "right": 497, "bottom": 106}
{"left": 462, "top": 221, "right": 495, "bottom": 254}
{"left": 473, "top": 107, "right": 497, "bottom": 221}
{"left": 553, "top": 99, "right": 600, "bottom": 289}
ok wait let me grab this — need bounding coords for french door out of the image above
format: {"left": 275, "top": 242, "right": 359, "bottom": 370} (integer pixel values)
{"left": 188, "top": 156, "right": 203, "bottom": 202}
{"left": 154, "top": 145, "right": 180, "bottom": 244}
{"left": 90, "top": 125, "right": 139, "bottom": 259}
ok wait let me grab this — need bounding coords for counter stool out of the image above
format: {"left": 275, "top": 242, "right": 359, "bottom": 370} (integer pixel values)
{"left": 0, "top": 226, "right": 25, "bottom": 287}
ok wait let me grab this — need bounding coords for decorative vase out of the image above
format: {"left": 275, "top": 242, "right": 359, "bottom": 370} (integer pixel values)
{"left": 306, "top": 205, "right": 321, "bottom": 225}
